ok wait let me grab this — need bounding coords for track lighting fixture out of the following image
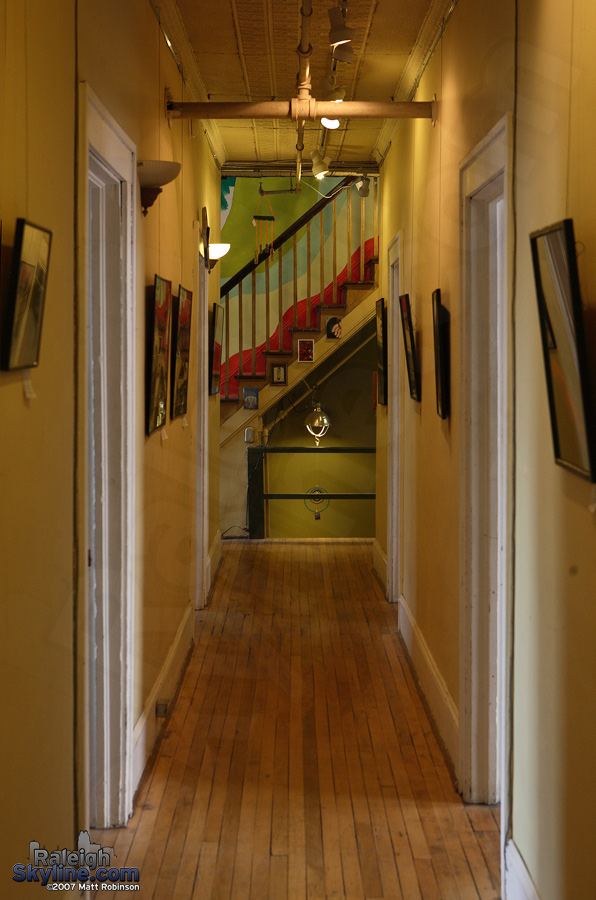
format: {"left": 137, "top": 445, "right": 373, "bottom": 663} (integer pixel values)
{"left": 356, "top": 176, "right": 370, "bottom": 198}
{"left": 328, "top": 6, "right": 354, "bottom": 49}
{"left": 311, "top": 149, "right": 331, "bottom": 180}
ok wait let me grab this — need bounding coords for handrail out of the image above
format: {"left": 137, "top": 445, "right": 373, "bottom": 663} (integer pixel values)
{"left": 220, "top": 176, "right": 355, "bottom": 297}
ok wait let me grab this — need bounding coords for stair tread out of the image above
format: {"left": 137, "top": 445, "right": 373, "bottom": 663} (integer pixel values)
{"left": 315, "top": 303, "right": 347, "bottom": 311}
{"left": 262, "top": 349, "right": 293, "bottom": 357}
{"left": 340, "top": 280, "right": 376, "bottom": 288}
{"left": 221, "top": 397, "right": 240, "bottom": 404}
{"left": 290, "top": 326, "right": 319, "bottom": 333}
{"left": 235, "top": 373, "right": 267, "bottom": 380}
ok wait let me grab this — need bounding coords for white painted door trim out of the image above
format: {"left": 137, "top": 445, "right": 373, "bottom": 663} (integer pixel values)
{"left": 386, "top": 232, "right": 403, "bottom": 603}
{"left": 459, "top": 116, "right": 512, "bottom": 884}
{"left": 79, "top": 83, "right": 136, "bottom": 827}
{"left": 195, "top": 251, "right": 210, "bottom": 608}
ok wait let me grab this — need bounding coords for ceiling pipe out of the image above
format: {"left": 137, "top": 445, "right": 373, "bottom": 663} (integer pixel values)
{"left": 295, "top": 0, "right": 313, "bottom": 188}
{"left": 167, "top": 98, "right": 436, "bottom": 122}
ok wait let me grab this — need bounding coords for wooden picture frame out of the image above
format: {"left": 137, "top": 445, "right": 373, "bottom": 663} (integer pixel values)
{"left": 170, "top": 285, "right": 192, "bottom": 420}
{"left": 375, "top": 298, "right": 387, "bottom": 405}
{"left": 209, "top": 302, "right": 224, "bottom": 395}
{"left": 399, "top": 293, "right": 421, "bottom": 402}
{"left": 1, "top": 218, "right": 52, "bottom": 370}
{"left": 270, "top": 362, "right": 287, "bottom": 386}
{"left": 432, "top": 289, "right": 450, "bottom": 419}
{"left": 146, "top": 275, "right": 172, "bottom": 435}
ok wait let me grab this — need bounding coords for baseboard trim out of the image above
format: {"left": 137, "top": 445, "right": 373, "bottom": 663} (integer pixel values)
{"left": 132, "top": 603, "right": 194, "bottom": 792}
{"left": 372, "top": 539, "right": 387, "bottom": 593}
{"left": 504, "top": 840, "right": 541, "bottom": 900}
{"left": 398, "top": 594, "right": 459, "bottom": 772}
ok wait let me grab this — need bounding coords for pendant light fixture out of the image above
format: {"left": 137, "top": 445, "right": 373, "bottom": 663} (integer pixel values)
{"left": 305, "top": 390, "right": 331, "bottom": 446}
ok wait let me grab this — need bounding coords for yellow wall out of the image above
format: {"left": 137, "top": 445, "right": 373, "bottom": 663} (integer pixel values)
{"left": 0, "top": 0, "right": 221, "bottom": 889}
{"left": 377, "top": 0, "right": 514, "bottom": 703}
{"left": 0, "top": 0, "right": 77, "bottom": 878}
{"left": 514, "top": 0, "right": 596, "bottom": 894}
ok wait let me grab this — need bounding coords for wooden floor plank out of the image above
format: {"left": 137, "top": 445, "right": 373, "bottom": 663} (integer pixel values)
{"left": 98, "top": 541, "right": 500, "bottom": 899}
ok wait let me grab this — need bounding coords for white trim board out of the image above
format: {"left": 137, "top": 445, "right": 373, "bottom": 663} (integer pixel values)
{"left": 132, "top": 604, "right": 194, "bottom": 791}
{"left": 372, "top": 539, "right": 388, "bottom": 593}
{"left": 398, "top": 594, "right": 459, "bottom": 773}
{"left": 504, "top": 840, "right": 542, "bottom": 900}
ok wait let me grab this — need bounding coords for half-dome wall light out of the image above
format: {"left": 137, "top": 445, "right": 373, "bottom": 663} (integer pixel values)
{"left": 137, "top": 160, "right": 181, "bottom": 216}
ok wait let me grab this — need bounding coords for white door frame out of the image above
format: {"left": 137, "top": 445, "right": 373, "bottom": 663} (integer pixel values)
{"left": 387, "top": 232, "right": 403, "bottom": 603}
{"left": 79, "top": 84, "right": 136, "bottom": 827}
{"left": 459, "top": 115, "right": 512, "bottom": 833}
{"left": 195, "top": 251, "right": 209, "bottom": 608}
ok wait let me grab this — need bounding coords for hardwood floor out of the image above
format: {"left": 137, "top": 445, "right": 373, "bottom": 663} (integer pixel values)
{"left": 93, "top": 540, "right": 501, "bottom": 899}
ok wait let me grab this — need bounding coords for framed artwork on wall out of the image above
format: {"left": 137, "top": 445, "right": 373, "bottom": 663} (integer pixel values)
{"left": 1, "top": 218, "right": 52, "bottom": 370}
{"left": 432, "top": 289, "right": 450, "bottom": 419}
{"left": 243, "top": 387, "right": 259, "bottom": 410}
{"left": 375, "top": 297, "right": 387, "bottom": 405}
{"left": 399, "top": 293, "right": 421, "bottom": 402}
{"left": 170, "top": 285, "right": 192, "bottom": 419}
{"left": 297, "top": 339, "right": 314, "bottom": 362}
{"left": 209, "top": 302, "right": 224, "bottom": 395}
{"left": 326, "top": 316, "right": 343, "bottom": 339}
{"left": 530, "top": 218, "right": 596, "bottom": 480}
{"left": 270, "top": 363, "right": 287, "bottom": 385}
{"left": 146, "top": 274, "right": 172, "bottom": 435}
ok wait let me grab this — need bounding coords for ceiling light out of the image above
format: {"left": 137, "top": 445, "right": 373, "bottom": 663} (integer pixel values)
{"left": 305, "top": 402, "right": 331, "bottom": 446}
{"left": 311, "top": 150, "right": 331, "bottom": 179}
{"left": 356, "top": 176, "right": 370, "bottom": 197}
{"left": 321, "top": 117, "right": 341, "bottom": 130}
{"left": 328, "top": 6, "right": 354, "bottom": 48}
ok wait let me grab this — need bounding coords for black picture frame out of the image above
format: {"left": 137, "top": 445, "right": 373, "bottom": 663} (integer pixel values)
{"left": 146, "top": 275, "right": 172, "bottom": 435}
{"left": 530, "top": 218, "right": 596, "bottom": 480}
{"left": 209, "top": 302, "right": 224, "bottom": 395}
{"left": 270, "top": 362, "right": 287, "bottom": 386}
{"left": 375, "top": 297, "right": 387, "bottom": 405}
{"left": 170, "top": 285, "right": 192, "bottom": 420}
{"left": 1, "top": 218, "right": 52, "bottom": 370}
{"left": 243, "top": 387, "right": 259, "bottom": 410}
{"left": 399, "top": 293, "right": 421, "bottom": 401}
{"left": 432, "top": 289, "right": 450, "bottom": 419}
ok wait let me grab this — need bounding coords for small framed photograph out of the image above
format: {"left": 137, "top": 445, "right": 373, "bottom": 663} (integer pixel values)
{"left": 146, "top": 275, "right": 172, "bottom": 435}
{"left": 243, "top": 387, "right": 259, "bottom": 410}
{"left": 326, "top": 316, "right": 342, "bottom": 339}
{"left": 297, "top": 339, "right": 314, "bottom": 362}
{"left": 209, "top": 302, "right": 224, "bottom": 395}
{"left": 375, "top": 298, "right": 387, "bottom": 405}
{"left": 270, "top": 363, "right": 287, "bottom": 386}
{"left": 1, "top": 218, "right": 52, "bottom": 370}
{"left": 170, "top": 285, "right": 192, "bottom": 419}
{"left": 432, "top": 289, "right": 450, "bottom": 419}
{"left": 399, "top": 293, "right": 421, "bottom": 402}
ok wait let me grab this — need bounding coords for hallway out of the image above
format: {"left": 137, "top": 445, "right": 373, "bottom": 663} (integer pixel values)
{"left": 94, "top": 541, "right": 500, "bottom": 899}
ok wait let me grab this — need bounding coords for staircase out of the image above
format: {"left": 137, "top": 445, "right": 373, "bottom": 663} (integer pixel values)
{"left": 219, "top": 176, "right": 379, "bottom": 432}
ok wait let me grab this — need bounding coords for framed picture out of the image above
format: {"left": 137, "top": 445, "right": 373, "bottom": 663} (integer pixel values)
{"left": 209, "top": 302, "right": 224, "bottom": 395}
{"left": 375, "top": 298, "right": 387, "bottom": 405}
{"left": 326, "top": 316, "right": 342, "bottom": 339}
{"left": 270, "top": 363, "right": 287, "bottom": 386}
{"left": 399, "top": 293, "right": 421, "bottom": 402}
{"left": 530, "top": 218, "right": 596, "bottom": 480}
{"left": 170, "top": 285, "right": 193, "bottom": 419}
{"left": 146, "top": 275, "right": 172, "bottom": 435}
{"left": 432, "top": 289, "right": 450, "bottom": 419}
{"left": 1, "top": 219, "right": 52, "bottom": 370}
{"left": 243, "top": 387, "right": 259, "bottom": 410}
{"left": 297, "top": 339, "right": 314, "bottom": 362}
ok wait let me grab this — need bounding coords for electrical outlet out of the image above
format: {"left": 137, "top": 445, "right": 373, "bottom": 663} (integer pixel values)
{"left": 155, "top": 699, "right": 168, "bottom": 719}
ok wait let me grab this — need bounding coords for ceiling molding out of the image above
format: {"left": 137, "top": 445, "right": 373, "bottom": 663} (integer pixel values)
{"left": 374, "top": 0, "right": 458, "bottom": 161}
{"left": 149, "top": 0, "right": 228, "bottom": 165}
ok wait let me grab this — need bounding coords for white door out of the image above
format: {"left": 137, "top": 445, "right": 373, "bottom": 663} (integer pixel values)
{"left": 85, "top": 88, "right": 136, "bottom": 827}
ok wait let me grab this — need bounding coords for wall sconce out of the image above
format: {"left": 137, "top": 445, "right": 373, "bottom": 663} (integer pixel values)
{"left": 201, "top": 206, "right": 231, "bottom": 272}
{"left": 137, "top": 160, "right": 181, "bottom": 216}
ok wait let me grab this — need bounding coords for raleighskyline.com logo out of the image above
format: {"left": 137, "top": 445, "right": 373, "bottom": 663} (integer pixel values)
{"left": 12, "top": 832, "right": 140, "bottom": 890}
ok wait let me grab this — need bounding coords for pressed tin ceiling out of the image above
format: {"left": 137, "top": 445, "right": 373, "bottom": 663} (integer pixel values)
{"left": 150, "top": 0, "right": 456, "bottom": 174}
